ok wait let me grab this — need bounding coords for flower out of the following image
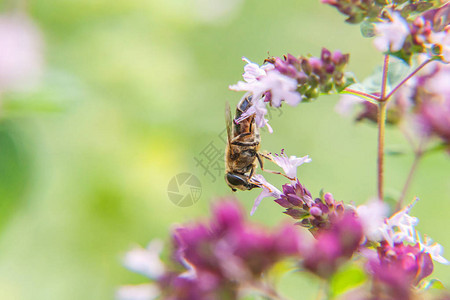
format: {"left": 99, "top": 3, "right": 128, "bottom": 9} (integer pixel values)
{"left": 241, "top": 57, "right": 273, "bottom": 82}
{"left": 418, "top": 234, "right": 449, "bottom": 265}
{"left": 229, "top": 57, "right": 303, "bottom": 107}
{"left": 275, "top": 181, "right": 348, "bottom": 235}
{"left": 0, "top": 13, "right": 44, "bottom": 93}
{"left": 121, "top": 199, "right": 305, "bottom": 299}
{"left": 123, "top": 240, "right": 166, "bottom": 279}
{"left": 429, "top": 29, "right": 450, "bottom": 62}
{"left": 373, "top": 12, "right": 410, "bottom": 52}
{"left": 302, "top": 213, "right": 363, "bottom": 278}
{"left": 116, "top": 284, "right": 160, "bottom": 300}
{"left": 250, "top": 174, "right": 282, "bottom": 215}
{"left": 418, "top": 97, "right": 450, "bottom": 146}
{"left": 235, "top": 96, "right": 273, "bottom": 133}
{"left": 356, "top": 199, "right": 389, "bottom": 242}
{"left": 379, "top": 199, "right": 419, "bottom": 247}
{"left": 269, "top": 150, "right": 311, "bottom": 179}
{"left": 368, "top": 242, "right": 434, "bottom": 299}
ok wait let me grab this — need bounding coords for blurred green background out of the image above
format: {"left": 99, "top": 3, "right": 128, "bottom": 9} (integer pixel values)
{"left": 0, "top": 0, "right": 448, "bottom": 299}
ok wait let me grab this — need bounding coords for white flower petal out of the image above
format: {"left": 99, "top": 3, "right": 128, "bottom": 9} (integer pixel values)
{"left": 270, "top": 151, "right": 311, "bottom": 179}
{"left": 373, "top": 12, "right": 410, "bottom": 52}
{"left": 356, "top": 199, "right": 389, "bottom": 242}
{"left": 123, "top": 240, "right": 165, "bottom": 279}
{"left": 418, "top": 234, "right": 450, "bottom": 265}
{"left": 250, "top": 174, "right": 282, "bottom": 215}
{"left": 116, "top": 284, "right": 159, "bottom": 300}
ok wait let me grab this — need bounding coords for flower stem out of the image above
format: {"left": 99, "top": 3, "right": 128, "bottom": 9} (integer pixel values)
{"left": 396, "top": 150, "right": 423, "bottom": 211}
{"left": 377, "top": 101, "right": 387, "bottom": 201}
{"left": 380, "top": 55, "right": 390, "bottom": 101}
{"left": 385, "top": 59, "right": 432, "bottom": 100}
{"left": 343, "top": 88, "right": 380, "bottom": 102}
{"left": 377, "top": 55, "right": 389, "bottom": 201}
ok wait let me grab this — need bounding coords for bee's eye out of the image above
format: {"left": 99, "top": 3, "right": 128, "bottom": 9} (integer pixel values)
{"left": 226, "top": 173, "right": 247, "bottom": 186}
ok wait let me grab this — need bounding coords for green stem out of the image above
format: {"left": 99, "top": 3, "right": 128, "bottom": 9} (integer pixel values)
{"left": 377, "top": 101, "right": 387, "bottom": 201}
{"left": 380, "top": 55, "right": 390, "bottom": 101}
{"left": 377, "top": 55, "right": 389, "bottom": 201}
{"left": 396, "top": 150, "right": 423, "bottom": 211}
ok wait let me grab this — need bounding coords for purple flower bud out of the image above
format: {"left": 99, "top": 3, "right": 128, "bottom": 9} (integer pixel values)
{"left": 301, "top": 58, "right": 312, "bottom": 75}
{"left": 309, "top": 57, "right": 323, "bottom": 74}
{"left": 331, "top": 50, "right": 345, "bottom": 65}
{"left": 302, "top": 213, "right": 363, "bottom": 278}
{"left": 324, "top": 193, "right": 335, "bottom": 206}
{"left": 284, "top": 208, "right": 305, "bottom": 219}
{"left": 324, "top": 63, "right": 335, "bottom": 74}
{"left": 310, "top": 206, "right": 322, "bottom": 216}
{"left": 321, "top": 48, "right": 332, "bottom": 63}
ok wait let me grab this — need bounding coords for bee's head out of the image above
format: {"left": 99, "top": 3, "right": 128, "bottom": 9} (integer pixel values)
{"left": 225, "top": 173, "right": 258, "bottom": 191}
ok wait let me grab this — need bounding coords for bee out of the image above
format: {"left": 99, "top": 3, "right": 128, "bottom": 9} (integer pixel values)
{"left": 225, "top": 94, "right": 263, "bottom": 192}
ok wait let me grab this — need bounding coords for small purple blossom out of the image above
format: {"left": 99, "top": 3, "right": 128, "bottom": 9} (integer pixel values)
{"left": 356, "top": 199, "right": 389, "bottom": 242}
{"left": 379, "top": 199, "right": 419, "bottom": 247}
{"left": 250, "top": 174, "right": 282, "bottom": 215}
{"left": 229, "top": 57, "right": 301, "bottom": 108}
{"left": 429, "top": 28, "right": 450, "bottom": 62}
{"left": 116, "top": 284, "right": 160, "bottom": 300}
{"left": 0, "top": 13, "right": 44, "bottom": 93}
{"left": 418, "top": 96, "right": 450, "bottom": 147}
{"left": 235, "top": 96, "right": 273, "bottom": 133}
{"left": 418, "top": 234, "right": 450, "bottom": 265}
{"left": 374, "top": 12, "right": 410, "bottom": 52}
{"left": 274, "top": 180, "right": 349, "bottom": 235}
{"left": 302, "top": 212, "right": 363, "bottom": 278}
{"left": 122, "top": 240, "right": 166, "bottom": 279}
{"left": 269, "top": 150, "right": 312, "bottom": 179}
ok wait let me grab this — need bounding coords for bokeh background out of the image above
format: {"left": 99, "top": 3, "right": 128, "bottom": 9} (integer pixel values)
{"left": 0, "top": 0, "right": 448, "bottom": 299}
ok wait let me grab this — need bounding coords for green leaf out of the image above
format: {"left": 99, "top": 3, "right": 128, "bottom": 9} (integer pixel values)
{"left": 330, "top": 264, "right": 367, "bottom": 297}
{"left": 319, "top": 188, "right": 325, "bottom": 200}
{"left": 360, "top": 21, "right": 376, "bottom": 38}
{"left": 418, "top": 279, "right": 445, "bottom": 291}
{"left": 359, "top": 57, "right": 412, "bottom": 95}
{"left": 385, "top": 145, "right": 407, "bottom": 156}
{"left": 336, "top": 74, "right": 356, "bottom": 93}
{"left": 425, "top": 142, "right": 449, "bottom": 155}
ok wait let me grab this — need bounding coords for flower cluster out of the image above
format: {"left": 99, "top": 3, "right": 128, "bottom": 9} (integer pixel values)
{"left": 360, "top": 200, "right": 449, "bottom": 299}
{"left": 302, "top": 212, "right": 363, "bottom": 278}
{"left": 118, "top": 199, "right": 305, "bottom": 300}
{"left": 369, "top": 242, "right": 433, "bottom": 299}
{"left": 275, "top": 181, "right": 349, "bottom": 235}
{"left": 324, "top": 0, "right": 450, "bottom": 63}
{"left": 229, "top": 48, "right": 352, "bottom": 132}
{"left": 321, "top": 0, "right": 385, "bottom": 24}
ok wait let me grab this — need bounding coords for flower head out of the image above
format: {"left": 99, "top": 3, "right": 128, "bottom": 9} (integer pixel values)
{"left": 250, "top": 174, "right": 282, "bottom": 215}
{"left": 368, "top": 242, "right": 434, "bottom": 299}
{"left": 235, "top": 96, "right": 273, "bottom": 133}
{"left": 302, "top": 212, "right": 363, "bottom": 278}
{"left": 123, "top": 240, "right": 166, "bottom": 279}
{"left": 356, "top": 199, "right": 389, "bottom": 242}
{"left": 0, "top": 13, "right": 44, "bottom": 93}
{"left": 429, "top": 27, "right": 450, "bottom": 62}
{"left": 379, "top": 199, "right": 419, "bottom": 247}
{"left": 268, "top": 150, "right": 311, "bottom": 180}
{"left": 116, "top": 284, "right": 160, "bottom": 300}
{"left": 418, "top": 234, "right": 450, "bottom": 265}
{"left": 374, "top": 12, "right": 410, "bottom": 52}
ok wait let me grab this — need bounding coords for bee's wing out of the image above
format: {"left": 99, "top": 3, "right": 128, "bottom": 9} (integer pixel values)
{"left": 225, "top": 101, "right": 233, "bottom": 148}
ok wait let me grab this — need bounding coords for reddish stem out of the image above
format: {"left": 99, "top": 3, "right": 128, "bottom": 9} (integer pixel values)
{"left": 380, "top": 55, "right": 390, "bottom": 101}
{"left": 386, "top": 59, "right": 432, "bottom": 99}
{"left": 344, "top": 88, "right": 380, "bottom": 101}
{"left": 377, "top": 55, "right": 390, "bottom": 201}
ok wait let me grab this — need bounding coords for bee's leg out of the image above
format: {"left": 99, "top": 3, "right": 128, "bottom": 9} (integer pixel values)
{"left": 256, "top": 153, "right": 295, "bottom": 180}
